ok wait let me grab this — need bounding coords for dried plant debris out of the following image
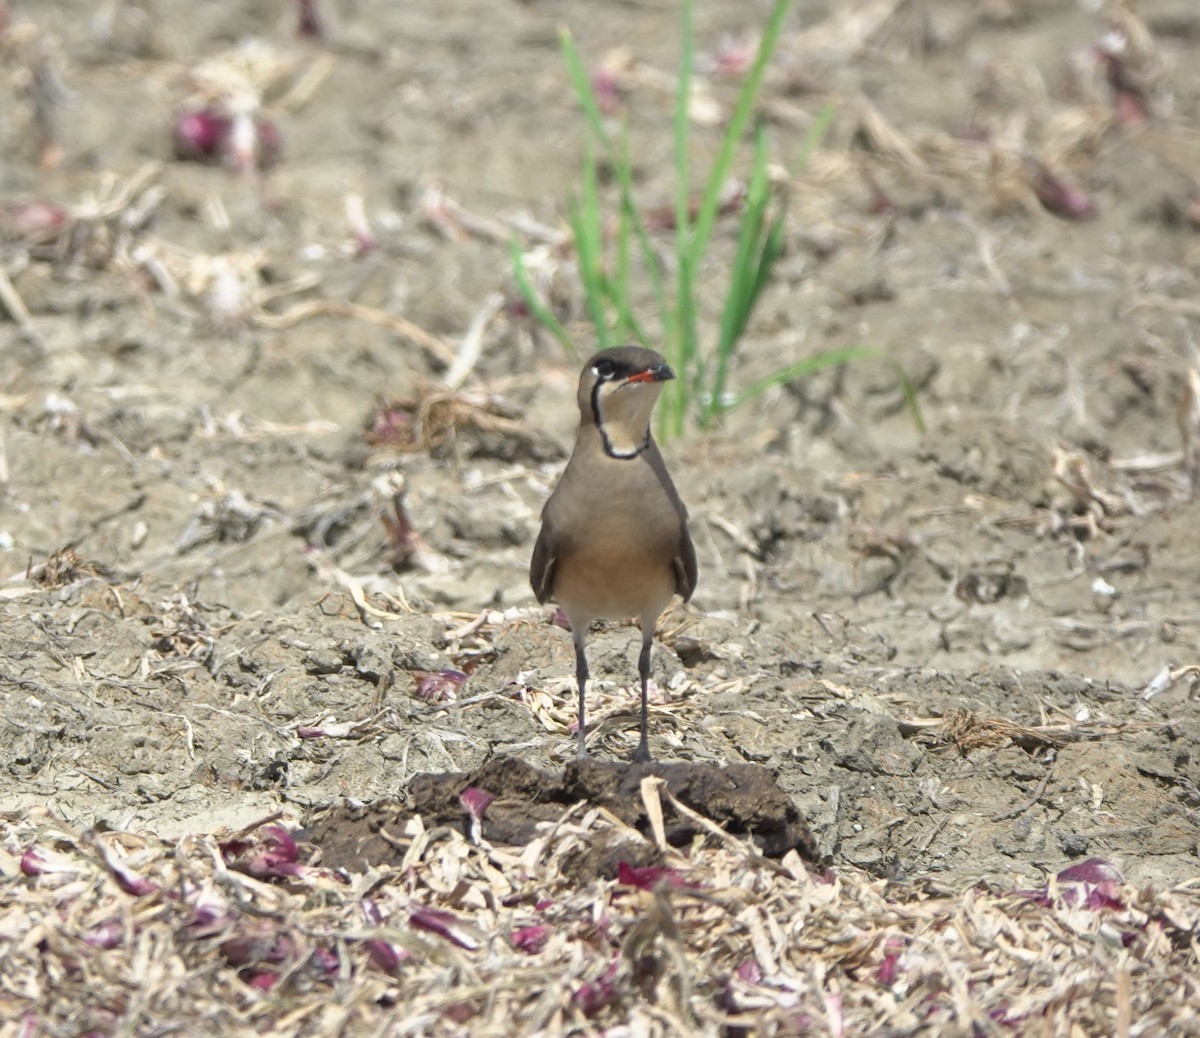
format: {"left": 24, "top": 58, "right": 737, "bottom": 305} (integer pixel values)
{"left": 0, "top": 16, "right": 69, "bottom": 169}
{"left": 26, "top": 546, "right": 101, "bottom": 588}
{"left": 151, "top": 593, "right": 228, "bottom": 661}
{"left": 4, "top": 805, "right": 1199, "bottom": 1037}
{"left": 30, "top": 391, "right": 101, "bottom": 447}
{"left": 1179, "top": 367, "right": 1200, "bottom": 497}
{"left": 171, "top": 40, "right": 330, "bottom": 175}
{"left": 898, "top": 709, "right": 1162, "bottom": 755}
{"left": 365, "top": 384, "right": 560, "bottom": 461}
{"left": 411, "top": 667, "right": 469, "bottom": 704}
{"left": 955, "top": 565, "right": 1029, "bottom": 604}
{"left": 998, "top": 441, "right": 1195, "bottom": 546}
{"left": 373, "top": 472, "right": 448, "bottom": 575}
{"left": 783, "top": 6, "right": 1194, "bottom": 232}
{"left": 175, "top": 489, "right": 281, "bottom": 552}
{"left": 2, "top": 164, "right": 164, "bottom": 269}
{"left": 1, "top": 168, "right": 336, "bottom": 330}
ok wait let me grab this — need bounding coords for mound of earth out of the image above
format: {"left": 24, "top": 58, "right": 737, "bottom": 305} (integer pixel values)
{"left": 305, "top": 756, "right": 817, "bottom": 873}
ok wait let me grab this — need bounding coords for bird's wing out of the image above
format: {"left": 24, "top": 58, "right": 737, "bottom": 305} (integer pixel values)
{"left": 643, "top": 440, "right": 698, "bottom": 603}
{"left": 529, "top": 515, "right": 557, "bottom": 604}
{"left": 674, "top": 524, "right": 698, "bottom": 602}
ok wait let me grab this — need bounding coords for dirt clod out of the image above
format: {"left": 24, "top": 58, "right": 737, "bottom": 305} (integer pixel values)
{"left": 307, "top": 756, "right": 817, "bottom": 871}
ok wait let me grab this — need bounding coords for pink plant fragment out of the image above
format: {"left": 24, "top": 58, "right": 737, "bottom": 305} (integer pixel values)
{"left": 876, "top": 938, "right": 904, "bottom": 986}
{"left": 81, "top": 920, "right": 124, "bottom": 950}
{"left": 1016, "top": 857, "right": 1127, "bottom": 912}
{"left": 173, "top": 108, "right": 230, "bottom": 161}
{"left": 713, "top": 35, "right": 755, "bottom": 79}
{"left": 616, "top": 861, "right": 700, "bottom": 891}
{"left": 365, "top": 939, "right": 408, "bottom": 974}
{"left": 409, "top": 905, "right": 480, "bottom": 950}
{"left": 220, "top": 927, "right": 294, "bottom": 968}
{"left": 173, "top": 108, "right": 281, "bottom": 172}
{"left": 735, "top": 959, "right": 763, "bottom": 985}
{"left": 413, "top": 669, "right": 467, "bottom": 703}
{"left": 294, "top": 0, "right": 326, "bottom": 40}
{"left": 220, "top": 825, "right": 304, "bottom": 881}
{"left": 2, "top": 200, "right": 67, "bottom": 243}
{"left": 573, "top": 959, "right": 621, "bottom": 1017}
{"left": 1032, "top": 166, "right": 1095, "bottom": 221}
{"left": 459, "top": 786, "right": 495, "bottom": 823}
{"left": 1094, "top": 43, "right": 1148, "bottom": 127}
{"left": 510, "top": 924, "right": 551, "bottom": 954}
{"left": 362, "top": 898, "right": 386, "bottom": 925}
{"left": 94, "top": 842, "right": 159, "bottom": 897}
{"left": 20, "top": 847, "right": 50, "bottom": 876}
{"left": 186, "top": 895, "right": 233, "bottom": 938}
{"left": 245, "top": 969, "right": 279, "bottom": 990}
{"left": 591, "top": 64, "right": 624, "bottom": 116}
{"left": 1057, "top": 858, "right": 1123, "bottom": 886}
{"left": 311, "top": 947, "right": 340, "bottom": 976}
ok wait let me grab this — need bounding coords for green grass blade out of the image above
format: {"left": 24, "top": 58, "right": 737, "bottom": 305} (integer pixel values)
{"left": 891, "top": 357, "right": 927, "bottom": 434}
{"left": 561, "top": 28, "right": 672, "bottom": 359}
{"left": 727, "top": 348, "right": 926, "bottom": 432}
{"left": 670, "top": 0, "right": 697, "bottom": 439}
{"left": 568, "top": 185, "right": 610, "bottom": 352}
{"left": 794, "top": 102, "right": 836, "bottom": 173}
{"left": 701, "top": 104, "right": 831, "bottom": 426}
{"left": 754, "top": 204, "right": 787, "bottom": 300}
{"left": 509, "top": 238, "right": 578, "bottom": 360}
{"left": 690, "top": 0, "right": 793, "bottom": 266}
{"left": 707, "top": 223, "right": 760, "bottom": 421}
{"left": 611, "top": 130, "right": 635, "bottom": 344}
{"left": 560, "top": 28, "right": 611, "bottom": 151}
{"left": 673, "top": 0, "right": 694, "bottom": 252}
{"left": 705, "top": 129, "right": 778, "bottom": 425}
{"left": 730, "top": 131, "right": 773, "bottom": 330}
{"left": 729, "top": 346, "right": 879, "bottom": 412}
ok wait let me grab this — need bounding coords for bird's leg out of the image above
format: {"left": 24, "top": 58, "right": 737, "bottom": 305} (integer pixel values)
{"left": 573, "top": 626, "right": 590, "bottom": 758}
{"left": 632, "top": 629, "right": 654, "bottom": 763}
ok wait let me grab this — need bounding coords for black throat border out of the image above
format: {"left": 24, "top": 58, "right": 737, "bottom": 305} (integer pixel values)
{"left": 591, "top": 380, "right": 651, "bottom": 460}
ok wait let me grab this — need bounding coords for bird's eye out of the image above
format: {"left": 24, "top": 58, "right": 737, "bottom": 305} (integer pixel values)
{"left": 592, "top": 359, "right": 616, "bottom": 380}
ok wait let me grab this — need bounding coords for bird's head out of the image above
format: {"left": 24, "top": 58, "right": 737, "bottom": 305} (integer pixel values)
{"left": 577, "top": 346, "right": 675, "bottom": 458}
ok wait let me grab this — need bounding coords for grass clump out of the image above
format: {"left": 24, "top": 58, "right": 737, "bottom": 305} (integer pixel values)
{"left": 513, "top": 0, "right": 909, "bottom": 439}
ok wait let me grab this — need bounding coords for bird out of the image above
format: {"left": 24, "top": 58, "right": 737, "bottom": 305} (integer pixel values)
{"left": 530, "top": 345, "right": 698, "bottom": 762}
